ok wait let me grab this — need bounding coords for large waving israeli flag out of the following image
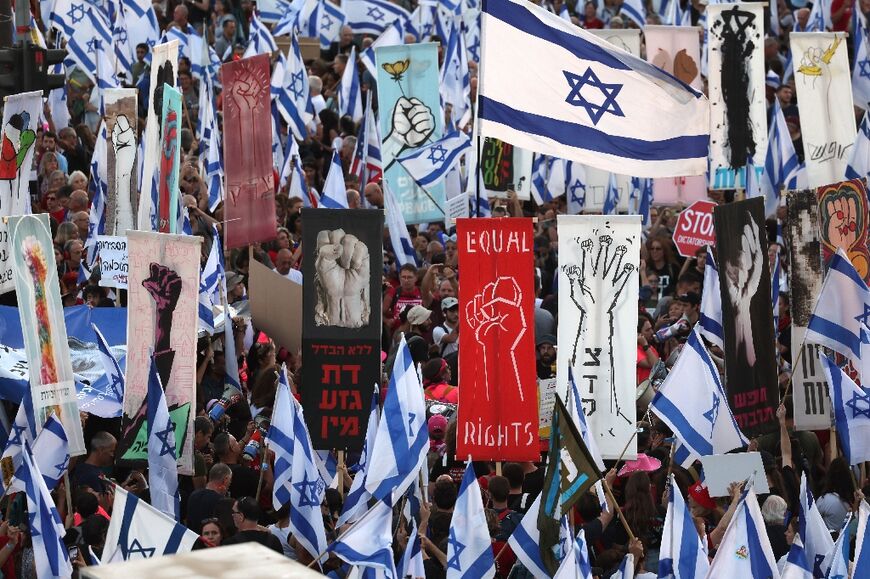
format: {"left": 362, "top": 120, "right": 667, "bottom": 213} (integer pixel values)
{"left": 479, "top": 0, "right": 708, "bottom": 178}
{"left": 659, "top": 474, "right": 709, "bottom": 579}
{"left": 273, "top": 31, "right": 314, "bottom": 142}
{"left": 854, "top": 12, "right": 870, "bottom": 110}
{"left": 806, "top": 249, "right": 870, "bottom": 381}
{"left": 329, "top": 499, "right": 396, "bottom": 577}
{"left": 798, "top": 472, "right": 833, "bottom": 578}
{"left": 365, "top": 334, "right": 428, "bottom": 502}
{"left": 397, "top": 130, "right": 471, "bottom": 190}
{"left": 338, "top": 46, "right": 363, "bottom": 122}
{"left": 147, "top": 354, "right": 180, "bottom": 519}
{"left": 447, "top": 465, "right": 496, "bottom": 578}
{"left": 337, "top": 391, "right": 378, "bottom": 527}
{"left": 244, "top": 11, "right": 278, "bottom": 57}
{"left": 763, "top": 98, "right": 801, "bottom": 218}
{"left": 320, "top": 0, "right": 348, "bottom": 49}
{"left": 102, "top": 486, "right": 198, "bottom": 563}
{"left": 269, "top": 366, "right": 295, "bottom": 510}
{"left": 346, "top": 0, "right": 412, "bottom": 35}
{"left": 650, "top": 326, "right": 748, "bottom": 460}
{"left": 506, "top": 494, "right": 548, "bottom": 579}
{"left": 820, "top": 353, "right": 870, "bottom": 465}
{"left": 7, "top": 414, "right": 69, "bottom": 493}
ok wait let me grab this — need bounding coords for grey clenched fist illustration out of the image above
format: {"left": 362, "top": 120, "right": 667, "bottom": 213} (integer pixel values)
{"left": 314, "top": 229, "right": 370, "bottom": 328}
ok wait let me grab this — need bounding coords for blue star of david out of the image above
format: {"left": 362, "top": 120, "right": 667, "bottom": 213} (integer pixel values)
{"left": 569, "top": 179, "right": 585, "bottom": 201}
{"left": 846, "top": 389, "right": 870, "bottom": 419}
{"left": 289, "top": 70, "right": 305, "bottom": 101}
{"left": 814, "top": 554, "right": 825, "bottom": 577}
{"left": 8, "top": 422, "right": 26, "bottom": 447}
{"left": 28, "top": 511, "right": 39, "bottom": 539}
{"left": 703, "top": 393, "right": 720, "bottom": 436}
{"left": 127, "top": 538, "right": 156, "bottom": 558}
{"left": 154, "top": 419, "right": 176, "bottom": 457}
{"left": 855, "top": 304, "right": 870, "bottom": 329}
{"left": 427, "top": 144, "right": 448, "bottom": 165}
{"left": 116, "top": 28, "right": 128, "bottom": 45}
{"left": 446, "top": 528, "right": 465, "bottom": 571}
{"left": 367, "top": 6, "right": 385, "bottom": 21}
{"left": 108, "top": 371, "right": 123, "bottom": 401}
{"left": 86, "top": 38, "right": 101, "bottom": 54}
{"left": 321, "top": 13, "right": 334, "bottom": 29}
{"left": 861, "top": 60, "right": 870, "bottom": 80}
{"left": 146, "top": 38, "right": 156, "bottom": 49}
{"left": 67, "top": 3, "right": 86, "bottom": 25}
{"left": 54, "top": 454, "right": 70, "bottom": 478}
{"left": 468, "top": 41, "right": 480, "bottom": 62}
{"left": 563, "top": 68, "right": 624, "bottom": 126}
{"left": 293, "top": 473, "right": 324, "bottom": 507}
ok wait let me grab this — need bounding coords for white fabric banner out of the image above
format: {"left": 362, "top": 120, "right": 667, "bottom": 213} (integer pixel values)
{"left": 790, "top": 32, "right": 856, "bottom": 189}
{"left": 707, "top": 3, "right": 768, "bottom": 190}
{"left": 556, "top": 215, "right": 641, "bottom": 459}
{"left": 0, "top": 91, "right": 42, "bottom": 294}
{"left": 122, "top": 231, "right": 201, "bottom": 474}
{"left": 137, "top": 41, "right": 178, "bottom": 231}
{"left": 103, "top": 88, "right": 138, "bottom": 237}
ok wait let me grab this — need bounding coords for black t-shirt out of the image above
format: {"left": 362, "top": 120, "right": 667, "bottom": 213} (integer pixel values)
{"left": 222, "top": 529, "right": 284, "bottom": 554}
{"left": 228, "top": 464, "right": 260, "bottom": 499}
{"left": 522, "top": 467, "right": 545, "bottom": 502}
{"left": 185, "top": 488, "right": 221, "bottom": 533}
{"left": 71, "top": 462, "right": 108, "bottom": 493}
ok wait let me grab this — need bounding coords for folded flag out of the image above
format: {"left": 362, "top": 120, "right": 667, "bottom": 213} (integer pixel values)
{"left": 478, "top": 0, "right": 708, "bottom": 178}
{"left": 819, "top": 353, "right": 870, "bottom": 465}
{"left": 397, "top": 130, "right": 471, "bottom": 190}
{"left": 102, "top": 486, "right": 199, "bottom": 562}
{"left": 650, "top": 326, "right": 748, "bottom": 461}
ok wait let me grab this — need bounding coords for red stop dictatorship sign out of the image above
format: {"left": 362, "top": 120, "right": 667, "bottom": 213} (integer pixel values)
{"left": 673, "top": 200, "right": 717, "bottom": 257}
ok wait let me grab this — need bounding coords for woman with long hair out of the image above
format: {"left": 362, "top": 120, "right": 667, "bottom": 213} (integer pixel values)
{"left": 644, "top": 236, "right": 680, "bottom": 298}
{"left": 817, "top": 457, "right": 856, "bottom": 531}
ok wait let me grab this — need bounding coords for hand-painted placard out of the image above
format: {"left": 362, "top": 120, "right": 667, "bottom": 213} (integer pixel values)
{"left": 96, "top": 235, "right": 129, "bottom": 289}
{"left": 457, "top": 218, "right": 538, "bottom": 461}
{"left": 556, "top": 215, "right": 641, "bottom": 459}
{"left": 103, "top": 88, "right": 138, "bottom": 236}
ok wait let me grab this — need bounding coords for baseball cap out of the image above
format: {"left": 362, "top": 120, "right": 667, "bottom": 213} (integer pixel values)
{"left": 441, "top": 297, "right": 459, "bottom": 311}
{"left": 676, "top": 292, "right": 701, "bottom": 305}
{"left": 225, "top": 271, "right": 244, "bottom": 290}
{"left": 688, "top": 481, "right": 717, "bottom": 511}
{"left": 536, "top": 334, "right": 557, "bottom": 347}
{"left": 428, "top": 414, "right": 448, "bottom": 437}
{"left": 406, "top": 305, "right": 432, "bottom": 326}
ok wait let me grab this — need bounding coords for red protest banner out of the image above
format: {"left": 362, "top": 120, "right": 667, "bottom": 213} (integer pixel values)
{"left": 456, "top": 218, "right": 538, "bottom": 461}
{"left": 221, "top": 55, "right": 277, "bottom": 249}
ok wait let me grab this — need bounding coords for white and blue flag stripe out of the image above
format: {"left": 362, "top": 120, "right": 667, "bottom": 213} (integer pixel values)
{"left": 397, "top": 130, "right": 471, "bottom": 189}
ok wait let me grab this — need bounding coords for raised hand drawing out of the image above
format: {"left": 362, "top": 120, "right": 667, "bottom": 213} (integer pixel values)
{"left": 724, "top": 215, "right": 763, "bottom": 367}
{"left": 562, "top": 234, "right": 635, "bottom": 424}
{"left": 112, "top": 114, "right": 136, "bottom": 234}
{"left": 465, "top": 276, "right": 527, "bottom": 403}
{"left": 314, "top": 229, "right": 371, "bottom": 328}
{"left": 143, "top": 262, "right": 182, "bottom": 386}
{"left": 382, "top": 97, "right": 435, "bottom": 171}
{"left": 825, "top": 195, "right": 859, "bottom": 250}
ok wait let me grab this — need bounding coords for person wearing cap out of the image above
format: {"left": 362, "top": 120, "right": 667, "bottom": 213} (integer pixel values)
{"left": 432, "top": 297, "right": 460, "bottom": 357}
{"left": 428, "top": 414, "right": 448, "bottom": 456}
{"left": 225, "top": 271, "right": 245, "bottom": 305}
{"left": 405, "top": 304, "right": 433, "bottom": 340}
{"left": 536, "top": 335, "right": 557, "bottom": 379}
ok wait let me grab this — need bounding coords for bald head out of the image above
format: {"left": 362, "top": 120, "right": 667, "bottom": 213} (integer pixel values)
{"left": 275, "top": 248, "right": 294, "bottom": 275}
{"left": 347, "top": 189, "right": 360, "bottom": 209}
{"left": 69, "top": 189, "right": 89, "bottom": 212}
{"left": 363, "top": 182, "right": 383, "bottom": 208}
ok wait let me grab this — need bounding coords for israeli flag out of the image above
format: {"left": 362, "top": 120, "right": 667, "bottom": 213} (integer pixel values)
{"left": 46, "top": 62, "right": 71, "bottom": 135}
{"left": 0, "top": 393, "right": 37, "bottom": 495}
{"left": 658, "top": 474, "right": 709, "bottom": 579}
{"left": 112, "top": 4, "right": 136, "bottom": 81}
{"left": 698, "top": 247, "right": 724, "bottom": 348}
{"left": 546, "top": 157, "right": 568, "bottom": 199}
{"left": 602, "top": 172, "right": 619, "bottom": 214}
{"left": 320, "top": 150, "right": 349, "bottom": 209}
{"left": 288, "top": 379, "right": 329, "bottom": 561}
{"left": 273, "top": 0, "right": 312, "bottom": 37}
{"left": 530, "top": 153, "right": 552, "bottom": 204}
{"left": 819, "top": 353, "right": 870, "bottom": 465}
{"left": 806, "top": 249, "right": 870, "bottom": 381}
{"left": 329, "top": 499, "right": 396, "bottom": 577}
{"left": 553, "top": 528, "right": 592, "bottom": 579}
{"left": 855, "top": 500, "right": 870, "bottom": 577}
{"left": 479, "top": 0, "right": 708, "bottom": 178}
{"left": 7, "top": 414, "right": 68, "bottom": 493}
{"left": 650, "top": 326, "right": 748, "bottom": 460}
{"left": 198, "top": 230, "right": 222, "bottom": 334}
{"left": 611, "top": 554, "right": 636, "bottom": 579}
{"left": 384, "top": 182, "right": 419, "bottom": 266}
{"left": 339, "top": 46, "right": 363, "bottom": 122}
{"left": 62, "top": 6, "right": 117, "bottom": 98}
{"left": 360, "top": 18, "right": 405, "bottom": 77}
{"left": 90, "top": 323, "right": 125, "bottom": 418}
{"left": 707, "top": 481, "right": 780, "bottom": 578}
{"left": 346, "top": 0, "right": 412, "bottom": 35}
{"left": 854, "top": 12, "right": 870, "bottom": 110}
{"left": 568, "top": 367, "right": 607, "bottom": 509}
{"left": 199, "top": 80, "right": 224, "bottom": 213}
{"left": 285, "top": 139, "right": 318, "bottom": 207}
{"left": 269, "top": 366, "right": 295, "bottom": 510}
{"left": 664, "top": 0, "right": 691, "bottom": 26}
{"left": 244, "top": 11, "right": 279, "bottom": 57}
{"left": 567, "top": 161, "right": 587, "bottom": 214}
{"left": 147, "top": 354, "right": 180, "bottom": 519}
{"left": 260, "top": 0, "right": 292, "bottom": 22}
{"left": 102, "top": 486, "right": 198, "bottom": 562}
{"left": 350, "top": 95, "right": 383, "bottom": 187}
{"left": 441, "top": 21, "right": 472, "bottom": 129}
{"left": 337, "top": 391, "right": 379, "bottom": 527}
{"left": 772, "top": 251, "right": 782, "bottom": 332}
{"left": 397, "top": 130, "right": 472, "bottom": 190}
{"left": 447, "top": 464, "right": 495, "bottom": 578}
{"left": 620, "top": 0, "right": 646, "bottom": 28}
{"left": 762, "top": 98, "right": 801, "bottom": 218}
{"left": 16, "top": 442, "right": 72, "bottom": 579}
{"left": 86, "top": 122, "right": 109, "bottom": 266}
{"left": 635, "top": 176, "right": 652, "bottom": 224}
{"left": 506, "top": 494, "right": 549, "bottom": 578}
{"left": 120, "top": 0, "right": 161, "bottom": 55}
{"left": 781, "top": 536, "right": 813, "bottom": 579}
{"left": 847, "top": 111, "right": 870, "bottom": 181}
{"left": 798, "top": 472, "right": 833, "bottom": 578}
{"left": 365, "top": 334, "right": 428, "bottom": 502}
{"left": 805, "top": 0, "right": 828, "bottom": 32}
{"left": 400, "top": 516, "right": 426, "bottom": 578}
{"left": 320, "top": 0, "right": 348, "bottom": 50}
{"left": 824, "top": 514, "right": 852, "bottom": 578}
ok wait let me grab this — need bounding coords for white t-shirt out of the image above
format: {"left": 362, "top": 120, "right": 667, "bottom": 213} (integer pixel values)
{"left": 433, "top": 321, "right": 458, "bottom": 356}
{"left": 275, "top": 268, "right": 303, "bottom": 285}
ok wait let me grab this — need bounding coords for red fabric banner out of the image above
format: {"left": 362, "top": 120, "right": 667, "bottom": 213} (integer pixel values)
{"left": 221, "top": 55, "right": 276, "bottom": 249}
{"left": 456, "top": 218, "right": 538, "bottom": 461}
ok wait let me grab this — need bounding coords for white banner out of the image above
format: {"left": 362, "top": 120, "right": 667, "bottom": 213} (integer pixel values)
{"left": 790, "top": 32, "right": 856, "bottom": 189}
{"left": 137, "top": 41, "right": 178, "bottom": 231}
{"left": 588, "top": 29, "right": 641, "bottom": 57}
{"left": 96, "top": 235, "right": 129, "bottom": 289}
{"left": 556, "top": 215, "right": 641, "bottom": 459}
{"left": 785, "top": 190, "right": 831, "bottom": 430}
{"left": 707, "top": 3, "right": 768, "bottom": 190}
{"left": 0, "top": 91, "right": 42, "bottom": 294}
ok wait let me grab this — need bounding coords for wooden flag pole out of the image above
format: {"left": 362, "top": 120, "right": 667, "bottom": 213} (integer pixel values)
{"left": 336, "top": 450, "right": 345, "bottom": 496}
{"left": 63, "top": 472, "right": 73, "bottom": 528}
{"left": 611, "top": 429, "right": 639, "bottom": 476}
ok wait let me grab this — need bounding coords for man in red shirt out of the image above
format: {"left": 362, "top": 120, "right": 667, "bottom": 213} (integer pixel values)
{"left": 384, "top": 263, "right": 423, "bottom": 330}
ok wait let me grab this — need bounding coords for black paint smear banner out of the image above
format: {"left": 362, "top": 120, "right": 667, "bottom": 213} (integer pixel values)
{"left": 300, "top": 209, "right": 384, "bottom": 450}
{"left": 714, "top": 197, "right": 778, "bottom": 437}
